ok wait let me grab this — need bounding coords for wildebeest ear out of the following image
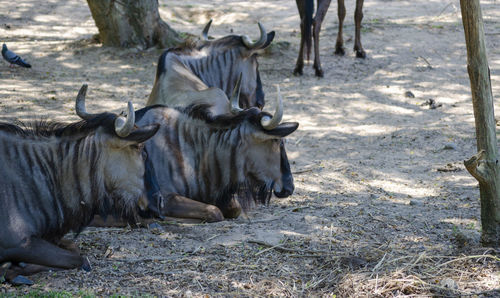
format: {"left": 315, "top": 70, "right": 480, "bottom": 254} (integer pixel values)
{"left": 263, "top": 122, "right": 298, "bottom": 137}
{"left": 121, "top": 124, "right": 160, "bottom": 143}
{"left": 262, "top": 31, "right": 275, "bottom": 49}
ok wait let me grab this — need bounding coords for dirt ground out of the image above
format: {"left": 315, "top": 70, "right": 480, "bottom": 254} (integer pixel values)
{"left": 1, "top": 0, "right": 499, "bottom": 296}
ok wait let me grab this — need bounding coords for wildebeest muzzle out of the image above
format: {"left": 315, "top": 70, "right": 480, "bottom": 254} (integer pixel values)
{"left": 273, "top": 140, "right": 294, "bottom": 198}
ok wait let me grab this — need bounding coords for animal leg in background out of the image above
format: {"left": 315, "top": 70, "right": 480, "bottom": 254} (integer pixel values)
{"left": 293, "top": 0, "right": 313, "bottom": 76}
{"left": 335, "top": 0, "right": 346, "bottom": 55}
{"left": 335, "top": 0, "right": 365, "bottom": 58}
{"left": 353, "top": 0, "right": 366, "bottom": 58}
{"left": 312, "top": 0, "right": 332, "bottom": 77}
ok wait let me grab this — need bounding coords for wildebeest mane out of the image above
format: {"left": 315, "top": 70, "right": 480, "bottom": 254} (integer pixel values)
{"left": 135, "top": 104, "right": 166, "bottom": 122}
{"left": 172, "top": 35, "right": 245, "bottom": 53}
{"left": 0, "top": 112, "right": 119, "bottom": 139}
{"left": 156, "top": 35, "right": 247, "bottom": 80}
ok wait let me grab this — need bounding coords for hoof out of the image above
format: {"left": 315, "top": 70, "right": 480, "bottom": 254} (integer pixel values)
{"left": 293, "top": 67, "right": 303, "bottom": 76}
{"left": 10, "top": 275, "right": 34, "bottom": 286}
{"left": 205, "top": 206, "right": 224, "bottom": 222}
{"left": 314, "top": 68, "right": 324, "bottom": 78}
{"left": 81, "top": 257, "right": 92, "bottom": 272}
{"left": 222, "top": 208, "right": 241, "bottom": 219}
{"left": 335, "top": 47, "right": 345, "bottom": 56}
{"left": 355, "top": 50, "right": 366, "bottom": 59}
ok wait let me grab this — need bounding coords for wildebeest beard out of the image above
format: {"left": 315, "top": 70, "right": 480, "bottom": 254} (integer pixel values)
{"left": 97, "top": 190, "right": 143, "bottom": 227}
{"left": 216, "top": 174, "right": 273, "bottom": 211}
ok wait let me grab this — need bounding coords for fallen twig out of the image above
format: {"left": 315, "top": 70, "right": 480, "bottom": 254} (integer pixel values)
{"left": 435, "top": 254, "right": 500, "bottom": 268}
{"left": 247, "top": 239, "right": 330, "bottom": 255}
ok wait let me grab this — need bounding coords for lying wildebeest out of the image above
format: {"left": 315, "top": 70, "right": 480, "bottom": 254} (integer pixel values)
{"left": 294, "top": 0, "right": 366, "bottom": 77}
{"left": 145, "top": 21, "right": 296, "bottom": 220}
{"left": 138, "top": 87, "right": 298, "bottom": 222}
{"left": 0, "top": 85, "right": 160, "bottom": 284}
{"left": 147, "top": 20, "right": 275, "bottom": 110}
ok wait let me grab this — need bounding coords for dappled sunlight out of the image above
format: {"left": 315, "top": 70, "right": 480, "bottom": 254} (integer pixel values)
{"left": 349, "top": 100, "right": 419, "bottom": 117}
{"left": 346, "top": 124, "right": 398, "bottom": 136}
{"left": 368, "top": 178, "right": 438, "bottom": 199}
{"left": 60, "top": 61, "right": 82, "bottom": 69}
{"left": 441, "top": 217, "right": 478, "bottom": 229}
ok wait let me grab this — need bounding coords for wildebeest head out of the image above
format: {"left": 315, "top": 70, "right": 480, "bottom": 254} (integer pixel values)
{"left": 218, "top": 86, "right": 298, "bottom": 203}
{"left": 188, "top": 20, "right": 274, "bottom": 109}
{"left": 74, "top": 85, "right": 162, "bottom": 219}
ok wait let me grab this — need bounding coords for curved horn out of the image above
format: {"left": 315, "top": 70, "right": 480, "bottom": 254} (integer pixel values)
{"left": 201, "top": 19, "right": 213, "bottom": 41}
{"left": 261, "top": 85, "right": 283, "bottom": 130}
{"left": 75, "top": 84, "right": 95, "bottom": 120}
{"left": 242, "top": 22, "right": 267, "bottom": 49}
{"left": 114, "top": 101, "right": 135, "bottom": 137}
{"left": 229, "top": 73, "right": 243, "bottom": 114}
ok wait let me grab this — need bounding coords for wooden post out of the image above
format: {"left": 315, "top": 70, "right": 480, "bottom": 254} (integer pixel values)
{"left": 461, "top": 0, "right": 500, "bottom": 246}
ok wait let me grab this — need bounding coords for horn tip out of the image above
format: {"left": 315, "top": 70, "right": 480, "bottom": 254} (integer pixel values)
{"left": 79, "top": 84, "right": 88, "bottom": 94}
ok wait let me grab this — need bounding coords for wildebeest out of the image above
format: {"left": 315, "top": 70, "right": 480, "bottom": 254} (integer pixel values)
{"left": 294, "top": 0, "right": 366, "bottom": 77}
{"left": 144, "top": 21, "right": 297, "bottom": 220}
{"left": 0, "top": 85, "right": 160, "bottom": 283}
{"left": 137, "top": 88, "right": 298, "bottom": 222}
{"left": 146, "top": 20, "right": 275, "bottom": 110}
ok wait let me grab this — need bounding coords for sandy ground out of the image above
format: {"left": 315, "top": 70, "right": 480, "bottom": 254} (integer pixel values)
{"left": 1, "top": 0, "right": 499, "bottom": 296}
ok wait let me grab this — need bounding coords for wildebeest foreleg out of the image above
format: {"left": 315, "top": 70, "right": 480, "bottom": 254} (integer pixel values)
{"left": 313, "top": 0, "right": 332, "bottom": 77}
{"left": 335, "top": 0, "right": 346, "bottom": 55}
{"left": 354, "top": 0, "right": 366, "bottom": 58}
{"left": 1, "top": 237, "right": 86, "bottom": 271}
{"left": 162, "top": 194, "right": 224, "bottom": 222}
{"left": 219, "top": 198, "right": 242, "bottom": 219}
{"left": 2, "top": 262, "right": 63, "bottom": 284}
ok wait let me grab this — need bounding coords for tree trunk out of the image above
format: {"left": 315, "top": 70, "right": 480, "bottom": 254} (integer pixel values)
{"left": 87, "top": 0, "right": 182, "bottom": 49}
{"left": 461, "top": 0, "right": 500, "bottom": 246}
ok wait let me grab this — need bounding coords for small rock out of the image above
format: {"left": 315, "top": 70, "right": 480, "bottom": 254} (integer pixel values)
{"left": 443, "top": 142, "right": 457, "bottom": 150}
{"left": 104, "top": 246, "right": 114, "bottom": 258}
{"left": 404, "top": 91, "right": 415, "bottom": 98}
{"left": 437, "top": 163, "right": 461, "bottom": 172}
{"left": 409, "top": 200, "right": 423, "bottom": 206}
{"left": 10, "top": 275, "right": 34, "bottom": 286}
{"left": 148, "top": 222, "right": 163, "bottom": 230}
{"left": 304, "top": 215, "right": 318, "bottom": 224}
{"left": 420, "top": 98, "right": 442, "bottom": 109}
{"left": 183, "top": 290, "right": 193, "bottom": 298}
{"left": 440, "top": 278, "right": 458, "bottom": 289}
{"left": 148, "top": 222, "right": 164, "bottom": 234}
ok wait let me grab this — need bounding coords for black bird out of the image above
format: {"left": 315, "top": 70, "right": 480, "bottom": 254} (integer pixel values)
{"left": 2, "top": 44, "right": 31, "bottom": 68}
